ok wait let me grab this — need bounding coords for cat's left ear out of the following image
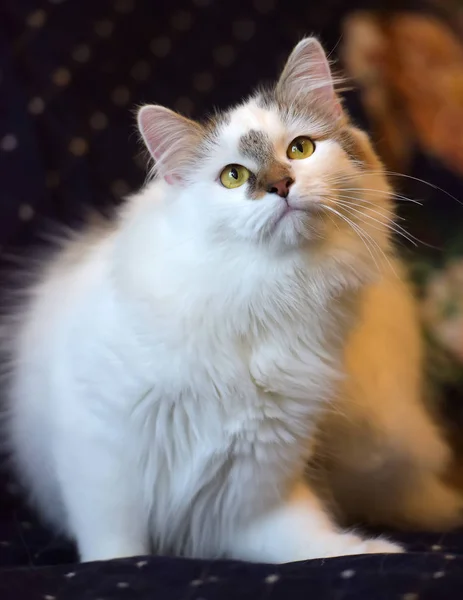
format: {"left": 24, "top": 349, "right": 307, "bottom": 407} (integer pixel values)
{"left": 276, "top": 37, "right": 342, "bottom": 119}
{"left": 137, "top": 104, "right": 203, "bottom": 185}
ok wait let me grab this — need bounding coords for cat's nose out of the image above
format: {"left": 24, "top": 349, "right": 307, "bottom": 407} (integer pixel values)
{"left": 267, "top": 177, "right": 294, "bottom": 199}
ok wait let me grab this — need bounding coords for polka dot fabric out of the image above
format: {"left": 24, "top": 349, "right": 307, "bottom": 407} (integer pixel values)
{"left": 1, "top": 1, "right": 463, "bottom": 599}
{"left": 1, "top": 476, "right": 463, "bottom": 600}
{"left": 1, "top": 517, "right": 463, "bottom": 600}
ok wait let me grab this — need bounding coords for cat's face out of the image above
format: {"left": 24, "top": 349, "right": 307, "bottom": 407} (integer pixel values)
{"left": 138, "top": 38, "right": 393, "bottom": 253}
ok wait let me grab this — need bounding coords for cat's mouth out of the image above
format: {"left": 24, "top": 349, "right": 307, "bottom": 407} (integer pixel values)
{"left": 274, "top": 197, "right": 322, "bottom": 223}
{"left": 265, "top": 196, "right": 330, "bottom": 243}
{"left": 269, "top": 199, "right": 316, "bottom": 234}
{"left": 273, "top": 203, "right": 303, "bottom": 226}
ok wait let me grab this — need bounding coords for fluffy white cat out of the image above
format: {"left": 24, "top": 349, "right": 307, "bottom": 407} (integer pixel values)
{"left": 4, "top": 38, "right": 403, "bottom": 563}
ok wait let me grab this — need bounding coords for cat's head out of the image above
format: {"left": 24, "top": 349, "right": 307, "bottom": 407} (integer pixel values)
{"left": 137, "top": 38, "right": 393, "bottom": 255}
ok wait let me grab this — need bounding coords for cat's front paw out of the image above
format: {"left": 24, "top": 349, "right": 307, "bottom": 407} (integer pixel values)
{"left": 328, "top": 534, "right": 403, "bottom": 558}
{"left": 351, "top": 538, "right": 404, "bottom": 555}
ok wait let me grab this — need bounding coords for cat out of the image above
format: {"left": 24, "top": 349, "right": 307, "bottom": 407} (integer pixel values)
{"left": 2, "top": 37, "right": 405, "bottom": 563}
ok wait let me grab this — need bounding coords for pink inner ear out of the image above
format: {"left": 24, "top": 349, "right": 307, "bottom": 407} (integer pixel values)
{"left": 279, "top": 38, "right": 341, "bottom": 118}
{"left": 138, "top": 109, "right": 160, "bottom": 159}
{"left": 138, "top": 105, "right": 200, "bottom": 187}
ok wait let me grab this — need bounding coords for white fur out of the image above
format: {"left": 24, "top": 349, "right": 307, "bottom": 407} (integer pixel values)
{"left": 4, "top": 38, "right": 402, "bottom": 563}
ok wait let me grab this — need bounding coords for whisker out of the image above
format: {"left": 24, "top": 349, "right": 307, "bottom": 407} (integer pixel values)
{"left": 323, "top": 203, "right": 398, "bottom": 277}
{"left": 337, "top": 188, "right": 423, "bottom": 205}
{"left": 321, "top": 204, "right": 380, "bottom": 272}
{"left": 336, "top": 194, "right": 407, "bottom": 220}
{"left": 336, "top": 195, "right": 399, "bottom": 219}
{"left": 335, "top": 196, "right": 417, "bottom": 240}
{"left": 335, "top": 195, "right": 439, "bottom": 249}
{"left": 341, "top": 170, "right": 463, "bottom": 207}
{"left": 335, "top": 201, "right": 418, "bottom": 247}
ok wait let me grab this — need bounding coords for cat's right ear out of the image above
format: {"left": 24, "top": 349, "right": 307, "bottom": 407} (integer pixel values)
{"left": 276, "top": 37, "right": 342, "bottom": 119}
{"left": 137, "top": 105, "right": 203, "bottom": 185}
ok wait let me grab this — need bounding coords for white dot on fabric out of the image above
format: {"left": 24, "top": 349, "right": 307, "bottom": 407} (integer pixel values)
{"left": 94, "top": 20, "right": 114, "bottom": 38}
{"left": 136, "top": 560, "right": 148, "bottom": 568}
{"left": 445, "top": 554, "right": 456, "bottom": 560}
{"left": 402, "top": 594, "right": 419, "bottom": 600}
{"left": 431, "top": 545, "right": 442, "bottom": 551}
{"left": 112, "top": 86, "right": 130, "bottom": 106}
{"left": 232, "top": 19, "right": 256, "bottom": 42}
{"left": 69, "top": 138, "right": 88, "bottom": 156}
{"left": 52, "top": 68, "right": 71, "bottom": 87}
{"left": 171, "top": 10, "right": 193, "bottom": 31}
{"left": 150, "top": 36, "right": 171, "bottom": 58}
{"left": 433, "top": 571, "right": 445, "bottom": 579}
{"left": 340, "top": 569, "right": 355, "bottom": 579}
{"left": 19, "top": 204, "right": 35, "bottom": 221}
{"left": 117, "top": 582, "right": 129, "bottom": 589}
{"left": 174, "top": 96, "right": 194, "bottom": 115}
{"left": 43, "top": 595, "right": 56, "bottom": 600}
{"left": 72, "top": 44, "right": 91, "bottom": 63}
{"left": 131, "top": 61, "right": 151, "bottom": 82}
{"left": 253, "top": 0, "right": 277, "bottom": 13}
{"left": 264, "top": 574, "right": 280, "bottom": 584}
{"left": 28, "top": 97, "right": 45, "bottom": 115}
{"left": 90, "top": 112, "right": 108, "bottom": 130}
{"left": 190, "top": 579, "right": 203, "bottom": 587}
{"left": 213, "top": 44, "right": 236, "bottom": 67}
{"left": 1, "top": 134, "right": 18, "bottom": 151}
{"left": 193, "top": 72, "right": 213, "bottom": 92}
{"left": 27, "top": 9, "right": 47, "bottom": 28}
{"left": 46, "top": 171, "right": 60, "bottom": 188}
{"left": 114, "top": 0, "right": 134, "bottom": 14}
{"left": 65, "top": 572, "right": 76, "bottom": 578}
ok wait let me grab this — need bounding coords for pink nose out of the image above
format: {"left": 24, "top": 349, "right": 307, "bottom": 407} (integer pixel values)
{"left": 267, "top": 177, "right": 294, "bottom": 199}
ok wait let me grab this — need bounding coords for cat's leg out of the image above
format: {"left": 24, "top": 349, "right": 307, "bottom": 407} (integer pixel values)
{"left": 317, "top": 395, "right": 463, "bottom": 531}
{"left": 54, "top": 435, "right": 150, "bottom": 562}
{"left": 372, "top": 402, "right": 463, "bottom": 530}
{"left": 320, "top": 265, "right": 463, "bottom": 531}
{"left": 227, "top": 482, "right": 402, "bottom": 563}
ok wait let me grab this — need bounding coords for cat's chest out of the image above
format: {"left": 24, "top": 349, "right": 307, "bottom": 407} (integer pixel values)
{"left": 248, "top": 313, "right": 341, "bottom": 403}
{"left": 131, "top": 296, "right": 341, "bottom": 411}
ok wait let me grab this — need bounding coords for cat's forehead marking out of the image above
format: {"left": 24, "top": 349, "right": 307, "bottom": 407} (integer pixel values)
{"left": 223, "top": 103, "right": 285, "bottom": 154}
{"left": 239, "top": 130, "right": 274, "bottom": 166}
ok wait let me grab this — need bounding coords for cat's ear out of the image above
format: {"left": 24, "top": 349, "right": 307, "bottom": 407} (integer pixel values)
{"left": 137, "top": 105, "right": 203, "bottom": 185}
{"left": 276, "top": 37, "right": 341, "bottom": 118}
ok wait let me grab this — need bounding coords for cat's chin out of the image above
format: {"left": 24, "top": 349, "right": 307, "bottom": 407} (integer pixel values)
{"left": 267, "top": 205, "right": 325, "bottom": 248}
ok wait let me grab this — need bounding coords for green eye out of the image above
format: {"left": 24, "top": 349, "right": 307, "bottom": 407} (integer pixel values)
{"left": 287, "top": 136, "right": 315, "bottom": 160}
{"left": 220, "top": 164, "right": 251, "bottom": 189}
